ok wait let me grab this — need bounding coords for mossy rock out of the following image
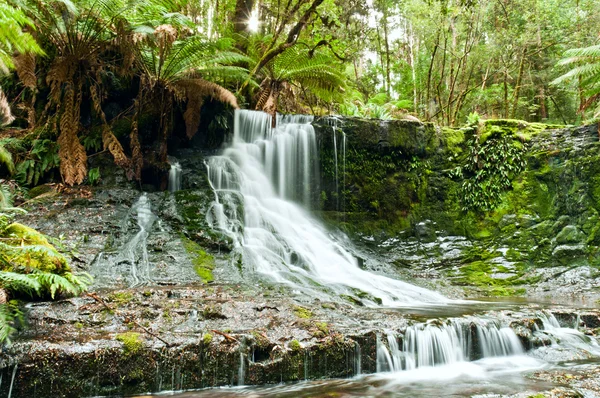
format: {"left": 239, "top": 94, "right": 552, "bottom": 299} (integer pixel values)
{"left": 182, "top": 237, "right": 215, "bottom": 283}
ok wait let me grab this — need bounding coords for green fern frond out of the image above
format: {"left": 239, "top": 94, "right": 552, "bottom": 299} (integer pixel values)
{"left": 0, "top": 270, "right": 42, "bottom": 294}
{"left": 29, "top": 269, "right": 88, "bottom": 299}
{"left": 0, "top": 144, "right": 15, "bottom": 175}
{"left": 0, "top": 300, "right": 23, "bottom": 345}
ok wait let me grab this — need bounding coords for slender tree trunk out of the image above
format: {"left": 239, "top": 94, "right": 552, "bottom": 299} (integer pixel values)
{"left": 382, "top": 6, "right": 392, "bottom": 95}
{"left": 407, "top": 20, "right": 418, "bottom": 112}
{"left": 503, "top": 67, "right": 509, "bottom": 118}
{"left": 511, "top": 46, "right": 527, "bottom": 119}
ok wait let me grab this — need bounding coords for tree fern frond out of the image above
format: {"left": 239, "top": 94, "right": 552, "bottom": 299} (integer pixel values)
{"left": 0, "top": 271, "right": 42, "bottom": 294}
{"left": 28, "top": 269, "right": 79, "bottom": 299}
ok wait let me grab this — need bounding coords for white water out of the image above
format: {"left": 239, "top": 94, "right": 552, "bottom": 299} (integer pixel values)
{"left": 168, "top": 161, "right": 182, "bottom": 192}
{"left": 92, "top": 193, "right": 156, "bottom": 287}
{"left": 377, "top": 318, "right": 524, "bottom": 373}
{"left": 329, "top": 117, "right": 346, "bottom": 212}
{"left": 535, "top": 311, "right": 600, "bottom": 356}
{"left": 7, "top": 364, "right": 17, "bottom": 398}
{"left": 206, "top": 110, "right": 447, "bottom": 305}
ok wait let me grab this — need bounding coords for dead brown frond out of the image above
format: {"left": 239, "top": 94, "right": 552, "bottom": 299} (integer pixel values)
{"left": 128, "top": 95, "right": 143, "bottom": 181}
{"left": 14, "top": 53, "right": 38, "bottom": 128}
{"left": 174, "top": 79, "right": 239, "bottom": 139}
{"left": 0, "top": 88, "right": 14, "bottom": 127}
{"left": 14, "top": 53, "right": 37, "bottom": 90}
{"left": 58, "top": 83, "right": 87, "bottom": 185}
{"left": 89, "top": 84, "right": 130, "bottom": 169}
{"left": 255, "top": 79, "right": 280, "bottom": 124}
{"left": 183, "top": 93, "right": 204, "bottom": 139}
{"left": 255, "top": 78, "right": 272, "bottom": 111}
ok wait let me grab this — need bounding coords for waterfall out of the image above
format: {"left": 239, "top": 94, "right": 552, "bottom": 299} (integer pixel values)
{"left": 7, "top": 364, "right": 17, "bottom": 398}
{"left": 377, "top": 318, "right": 524, "bottom": 372}
{"left": 333, "top": 121, "right": 338, "bottom": 210}
{"left": 329, "top": 116, "right": 346, "bottom": 212}
{"left": 92, "top": 194, "right": 156, "bottom": 287}
{"left": 535, "top": 311, "right": 600, "bottom": 356}
{"left": 168, "top": 162, "right": 182, "bottom": 192}
{"left": 206, "top": 110, "right": 447, "bottom": 305}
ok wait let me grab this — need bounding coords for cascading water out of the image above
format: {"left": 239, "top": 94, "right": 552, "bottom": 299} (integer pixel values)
{"left": 329, "top": 117, "right": 346, "bottom": 212}
{"left": 376, "top": 318, "right": 524, "bottom": 372}
{"left": 534, "top": 311, "right": 600, "bottom": 357}
{"left": 92, "top": 194, "right": 156, "bottom": 287}
{"left": 207, "top": 110, "right": 447, "bottom": 305}
{"left": 168, "top": 161, "right": 182, "bottom": 192}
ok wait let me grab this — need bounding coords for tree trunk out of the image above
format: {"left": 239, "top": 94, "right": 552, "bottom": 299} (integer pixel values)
{"left": 233, "top": 0, "right": 255, "bottom": 35}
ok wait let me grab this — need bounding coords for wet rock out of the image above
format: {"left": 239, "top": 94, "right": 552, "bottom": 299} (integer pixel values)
{"left": 555, "top": 225, "right": 585, "bottom": 244}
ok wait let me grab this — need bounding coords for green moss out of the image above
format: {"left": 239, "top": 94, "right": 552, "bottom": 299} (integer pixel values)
{"left": 289, "top": 339, "right": 302, "bottom": 351}
{"left": 480, "top": 119, "right": 557, "bottom": 143}
{"left": 174, "top": 189, "right": 234, "bottom": 250}
{"left": 453, "top": 258, "right": 535, "bottom": 296}
{"left": 293, "top": 306, "right": 313, "bottom": 319}
{"left": 182, "top": 237, "right": 215, "bottom": 283}
{"left": 108, "top": 291, "right": 134, "bottom": 306}
{"left": 316, "top": 322, "right": 329, "bottom": 335}
{"left": 202, "top": 333, "right": 213, "bottom": 345}
{"left": 27, "top": 184, "right": 53, "bottom": 198}
{"left": 116, "top": 332, "right": 143, "bottom": 356}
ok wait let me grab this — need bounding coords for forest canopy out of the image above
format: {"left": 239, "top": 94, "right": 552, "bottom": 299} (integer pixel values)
{"left": 0, "top": 0, "right": 599, "bottom": 185}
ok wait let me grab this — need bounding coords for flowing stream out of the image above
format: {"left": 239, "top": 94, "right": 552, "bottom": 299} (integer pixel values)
{"left": 91, "top": 193, "right": 156, "bottom": 287}
{"left": 206, "top": 110, "right": 447, "bottom": 305}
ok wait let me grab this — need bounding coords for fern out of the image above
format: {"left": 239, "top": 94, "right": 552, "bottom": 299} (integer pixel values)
{"left": 253, "top": 46, "right": 347, "bottom": 115}
{"left": 0, "top": 270, "right": 41, "bottom": 295}
{"left": 0, "top": 144, "right": 15, "bottom": 175}
{"left": 553, "top": 44, "right": 600, "bottom": 116}
{"left": 15, "top": 139, "right": 60, "bottom": 186}
{"left": 0, "top": 300, "right": 23, "bottom": 345}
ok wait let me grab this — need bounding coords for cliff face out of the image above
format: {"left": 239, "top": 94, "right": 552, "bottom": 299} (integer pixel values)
{"left": 314, "top": 118, "right": 600, "bottom": 296}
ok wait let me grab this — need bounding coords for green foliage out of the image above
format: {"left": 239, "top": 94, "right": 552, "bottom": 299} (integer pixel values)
{"left": 0, "top": 300, "right": 23, "bottom": 345}
{"left": 0, "top": 143, "right": 15, "bottom": 175}
{"left": 88, "top": 167, "right": 101, "bottom": 185}
{"left": 553, "top": 44, "right": 600, "bottom": 117}
{"left": 15, "top": 139, "right": 60, "bottom": 186}
{"left": 0, "top": 1, "right": 43, "bottom": 73}
{"left": 453, "top": 126, "right": 527, "bottom": 212}
{"left": 0, "top": 187, "right": 92, "bottom": 343}
{"left": 81, "top": 132, "right": 102, "bottom": 153}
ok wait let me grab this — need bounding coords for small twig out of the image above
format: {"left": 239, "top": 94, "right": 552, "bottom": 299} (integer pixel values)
{"left": 86, "top": 292, "right": 113, "bottom": 312}
{"left": 211, "top": 329, "right": 239, "bottom": 343}
{"left": 129, "top": 318, "right": 172, "bottom": 347}
{"left": 87, "top": 149, "right": 108, "bottom": 159}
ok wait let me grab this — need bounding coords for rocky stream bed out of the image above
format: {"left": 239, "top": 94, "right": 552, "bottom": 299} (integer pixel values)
{"left": 2, "top": 117, "right": 600, "bottom": 397}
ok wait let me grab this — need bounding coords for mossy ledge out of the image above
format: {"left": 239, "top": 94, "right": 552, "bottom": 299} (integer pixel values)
{"left": 313, "top": 118, "right": 600, "bottom": 295}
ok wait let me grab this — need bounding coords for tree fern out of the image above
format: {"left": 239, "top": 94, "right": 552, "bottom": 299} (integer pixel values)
{"left": 553, "top": 44, "right": 600, "bottom": 116}
{"left": 253, "top": 45, "right": 347, "bottom": 116}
